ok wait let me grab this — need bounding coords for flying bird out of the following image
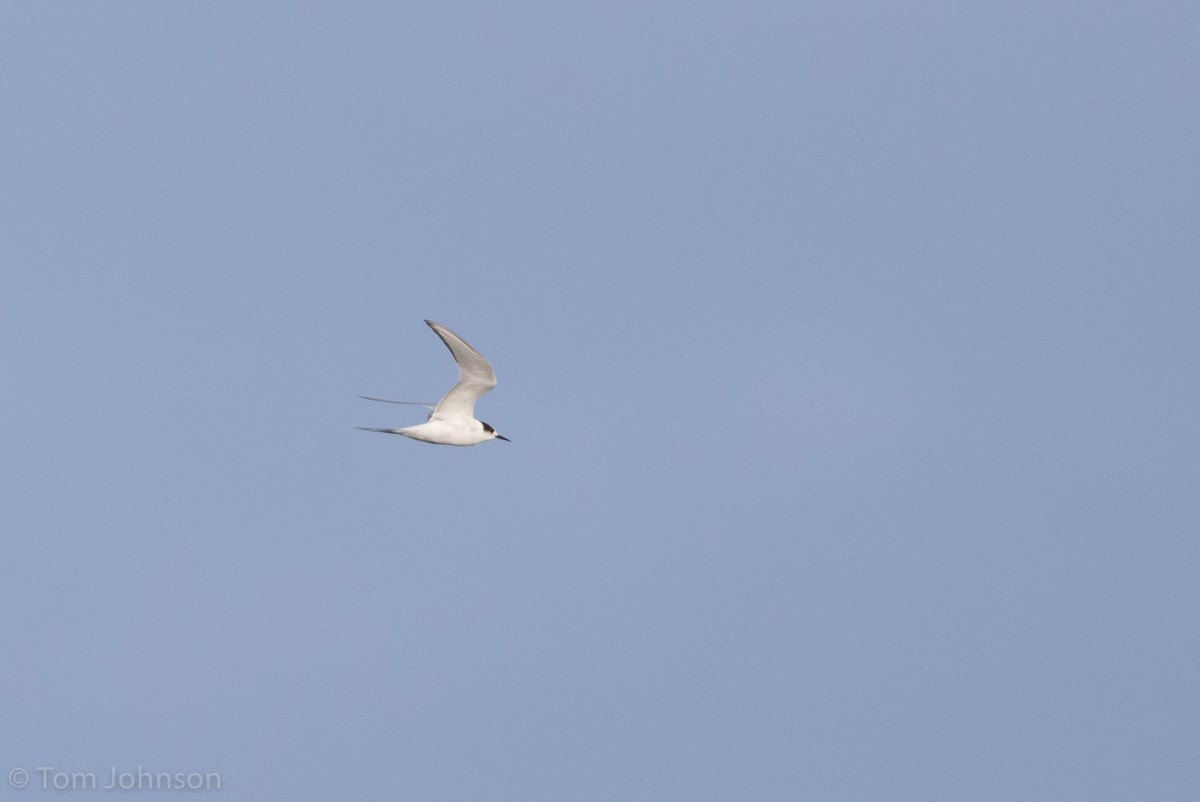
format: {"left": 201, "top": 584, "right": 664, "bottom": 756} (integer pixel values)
{"left": 358, "top": 320, "right": 510, "bottom": 446}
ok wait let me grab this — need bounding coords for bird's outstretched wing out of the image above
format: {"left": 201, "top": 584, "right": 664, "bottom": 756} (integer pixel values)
{"left": 424, "top": 319, "right": 497, "bottom": 420}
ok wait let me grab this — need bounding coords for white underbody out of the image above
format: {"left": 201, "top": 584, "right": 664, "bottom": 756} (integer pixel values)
{"left": 392, "top": 417, "right": 494, "bottom": 447}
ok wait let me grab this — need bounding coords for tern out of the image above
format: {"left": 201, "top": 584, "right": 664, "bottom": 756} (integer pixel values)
{"left": 358, "top": 320, "right": 510, "bottom": 446}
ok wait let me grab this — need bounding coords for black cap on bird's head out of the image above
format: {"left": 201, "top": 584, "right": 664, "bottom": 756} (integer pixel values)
{"left": 481, "top": 421, "right": 510, "bottom": 442}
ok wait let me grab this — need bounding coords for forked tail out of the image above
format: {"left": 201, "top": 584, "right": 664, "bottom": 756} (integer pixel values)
{"left": 359, "top": 396, "right": 435, "bottom": 409}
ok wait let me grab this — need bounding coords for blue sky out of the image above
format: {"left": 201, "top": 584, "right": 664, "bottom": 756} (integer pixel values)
{"left": 2, "top": 2, "right": 1198, "bottom": 799}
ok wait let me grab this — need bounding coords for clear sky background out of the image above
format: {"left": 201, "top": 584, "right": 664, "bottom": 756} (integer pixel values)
{"left": 2, "top": 3, "right": 1198, "bottom": 800}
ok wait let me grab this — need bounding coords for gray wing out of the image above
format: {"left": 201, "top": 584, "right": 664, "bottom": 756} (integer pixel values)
{"left": 424, "top": 320, "right": 497, "bottom": 420}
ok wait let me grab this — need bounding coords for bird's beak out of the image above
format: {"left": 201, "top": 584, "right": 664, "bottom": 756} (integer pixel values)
{"left": 496, "top": 434, "right": 511, "bottom": 442}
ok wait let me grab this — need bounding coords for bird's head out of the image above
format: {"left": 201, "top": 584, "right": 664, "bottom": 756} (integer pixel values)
{"left": 481, "top": 421, "right": 510, "bottom": 442}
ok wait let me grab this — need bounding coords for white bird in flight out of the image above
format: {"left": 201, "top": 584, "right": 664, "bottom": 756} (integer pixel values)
{"left": 358, "top": 320, "right": 510, "bottom": 446}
